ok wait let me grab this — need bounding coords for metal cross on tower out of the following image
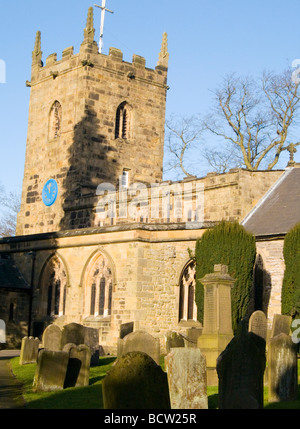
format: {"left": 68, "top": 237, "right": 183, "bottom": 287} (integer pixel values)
{"left": 94, "top": 0, "right": 114, "bottom": 54}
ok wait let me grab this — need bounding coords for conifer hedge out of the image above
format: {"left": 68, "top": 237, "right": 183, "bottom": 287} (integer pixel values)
{"left": 195, "top": 220, "right": 256, "bottom": 334}
{"left": 281, "top": 222, "right": 300, "bottom": 319}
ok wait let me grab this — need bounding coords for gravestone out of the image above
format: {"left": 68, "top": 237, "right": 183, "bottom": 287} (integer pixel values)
{"left": 197, "top": 265, "right": 235, "bottom": 385}
{"left": 63, "top": 343, "right": 91, "bottom": 388}
{"left": 83, "top": 326, "right": 100, "bottom": 366}
{"left": 42, "top": 324, "right": 62, "bottom": 351}
{"left": 20, "top": 336, "right": 40, "bottom": 365}
{"left": 165, "top": 331, "right": 185, "bottom": 354}
{"left": 216, "top": 321, "right": 266, "bottom": 409}
{"left": 33, "top": 349, "right": 69, "bottom": 392}
{"left": 0, "top": 320, "right": 5, "bottom": 344}
{"left": 268, "top": 333, "right": 298, "bottom": 402}
{"left": 102, "top": 351, "right": 171, "bottom": 409}
{"left": 118, "top": 330, "right": 160, "bottom": 365}
{"left": 249, "top": 310, "right": 267, "bottom": 341}
{"left": 61, "top": 323, "right": 85, "bottom": 349}
{"left": 165, "top": 348, "right": 208, "bottom": 409}
{"left": 120, "top": 322, "right": 134, "bottom": 339}
{"left": 271, "top": 314, "right": 292, "bottom": 338}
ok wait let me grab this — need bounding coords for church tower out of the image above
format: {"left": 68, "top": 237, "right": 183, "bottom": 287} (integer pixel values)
{"left": 16, "top": 7, "right": 169, "bottom": 235}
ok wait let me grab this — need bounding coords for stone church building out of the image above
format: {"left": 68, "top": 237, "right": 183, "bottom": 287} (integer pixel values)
{"left": 0, "top": 8, "right": 298, "bottom": 352}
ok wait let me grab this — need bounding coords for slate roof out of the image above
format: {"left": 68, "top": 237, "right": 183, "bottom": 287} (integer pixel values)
{"left": 0, "top": 256, "right": 30, "bottom": 291}
{"left": 242, "top": 167, "right": 300, "bottom": 237}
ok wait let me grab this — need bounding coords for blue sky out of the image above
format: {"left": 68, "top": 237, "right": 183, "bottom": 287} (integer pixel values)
{"left": 1, "top": 0, "right": 300, "bottom": 194}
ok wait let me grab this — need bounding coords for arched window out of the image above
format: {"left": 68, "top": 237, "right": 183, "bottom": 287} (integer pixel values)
{"left": 49, "top": 100, "right": 62, "bottom": 140}
{"left": 115, "top": 102, "right": 130, "bottom": 139}
{"left": 83, "top": 252, "right": 114, "bottom": 318}
{"left": 179, "top": 261, "right": 197, "bottom": 322}
{"left": 39, "top": 255, "right": 68, "bottom": 318}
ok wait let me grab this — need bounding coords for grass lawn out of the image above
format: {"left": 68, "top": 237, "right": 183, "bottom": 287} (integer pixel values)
{"left": 9, "top": 356, "right": 300, "bottom": 409}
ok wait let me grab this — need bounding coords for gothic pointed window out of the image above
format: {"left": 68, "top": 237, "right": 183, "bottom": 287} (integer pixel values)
{"left": 84, "top": 252, "right": 113, "bottom": 318}
{"left": 49, "top": 101, "right": 62, "bottom": 140}
{"left": 39, "top": 255, "right": 68, "bottom": 318}
{"left": 115, "top": 102, "right": 130, "bottom": 139}
{"left": 179, "top": 261, "right": 197, "bottom": 322}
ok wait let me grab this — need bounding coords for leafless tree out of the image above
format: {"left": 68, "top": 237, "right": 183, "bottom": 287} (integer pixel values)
{"left": 165, "top": 69, "right": 300, "bottom": 176}
{"left": 165, "top": 114, "right": 203, "bottom": 178}
{"left": 204, "top": 69, "right": 300, "bottom": 171}
{"left": 0, "top": 184, "right": 21, "bottom": 237}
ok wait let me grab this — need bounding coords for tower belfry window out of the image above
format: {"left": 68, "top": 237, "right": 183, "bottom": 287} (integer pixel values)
{"left": 115, "top": 102, "right": 130, "bottom": 139}
{"left": 49, "top": 101, "right": 62, "bottom": 140}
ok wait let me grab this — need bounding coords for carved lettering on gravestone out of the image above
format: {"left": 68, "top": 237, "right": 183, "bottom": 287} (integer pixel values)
{"left": 205, "top": 287, "right": 216, "bottom": 333}
{"left": 249, "top": 310, "right": 267, "bottom": 341}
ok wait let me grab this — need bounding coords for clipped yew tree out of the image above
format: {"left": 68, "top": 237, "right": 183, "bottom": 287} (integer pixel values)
{"left": 281, "top": 222, "right": 300, "bottom": 319}
{"left": 195, "top": 220, "right": 256, "bottom": 334}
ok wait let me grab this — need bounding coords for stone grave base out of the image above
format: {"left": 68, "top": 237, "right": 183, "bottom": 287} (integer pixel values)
{"left": 198, "top": 333, "right": 233, "bottom": 386}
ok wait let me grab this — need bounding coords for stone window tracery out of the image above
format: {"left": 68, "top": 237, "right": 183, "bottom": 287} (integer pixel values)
{"left": 39, "top": 255, "right": 67, "bottom": 318}
{"left": 179, "top": 261, "right": 197, "bottom": 322}
{"left": 84, "top": 252, "right": 113, "bottom": 318}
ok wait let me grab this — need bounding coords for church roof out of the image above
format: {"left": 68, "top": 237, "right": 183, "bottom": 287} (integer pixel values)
{"left": 0, "top": 256, "right": 30, "bottom": 291}
{"left": 242, "top": 167, "right": 300, "bottom": 237}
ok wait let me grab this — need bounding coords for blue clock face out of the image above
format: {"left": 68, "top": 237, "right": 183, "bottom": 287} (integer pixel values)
{"left": 42, "top": 179, "right": 58, "bottom": 206}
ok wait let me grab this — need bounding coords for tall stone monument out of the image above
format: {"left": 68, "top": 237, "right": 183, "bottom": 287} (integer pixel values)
{"left": 197, "top": 264, "right": 234, "bottom": 385}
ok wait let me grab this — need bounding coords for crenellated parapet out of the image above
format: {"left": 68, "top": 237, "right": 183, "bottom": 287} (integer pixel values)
{"left": 28, "top": 7, "right": 169, "bottom": 89}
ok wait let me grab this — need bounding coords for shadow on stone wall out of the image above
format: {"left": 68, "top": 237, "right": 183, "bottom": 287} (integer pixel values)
{"left": 59, "top": 104, "right": 119, "bottom": 231}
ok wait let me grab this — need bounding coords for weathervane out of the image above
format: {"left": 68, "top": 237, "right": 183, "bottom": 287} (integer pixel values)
{"left": 94, "top": 0, "right": 114, "bottom": 54}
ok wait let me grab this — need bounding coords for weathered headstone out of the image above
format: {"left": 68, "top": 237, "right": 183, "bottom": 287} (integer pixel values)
{"left": 249, "top": 310, "right": 267, "bottom": 341}
{"left": 42, "top": 324, "right": 62, "bottom": 351}
{"left": 216, "top": 321, "right": 266, "bottom": 409}
{"left": 33, "top": 349, "right": 69, "bottom": 392}
{"left": 271, "top": 314, "right": 292, "bottom": 338}
{"left": 268, "top": 333, "right": 298, "bottom": 402}
{"left": 63, "top": 343, "right": 91, "bottom": 388}
{"left": 102, "top": 351, "right": 171, "bottom": 409}
{"left": 0, "top": 320, "right": 5, "bottom": 344}
{"left": 120, "top": 322, "right": 134, "bottom": 339}
{"left": 20, "top": 336, "right": 40, "bottom": 365}
{"left": 61, "top": 323, "right": 86, "bottom": 349}
{"left": 83, "top": 326, "right": 100, "bottom": 366}
{"left": 165, "top": 331, "right": 185, "bottom": 354}
{"left": 118, "top": 330, "right": 160, "bottom": 365}
{"left": 165, "top": 348, "right": 208, "bottom": 409}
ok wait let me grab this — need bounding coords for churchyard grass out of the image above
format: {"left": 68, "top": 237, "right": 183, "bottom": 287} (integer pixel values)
{"left": 9, "top": 356, "right": 300, "bottom": 409}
